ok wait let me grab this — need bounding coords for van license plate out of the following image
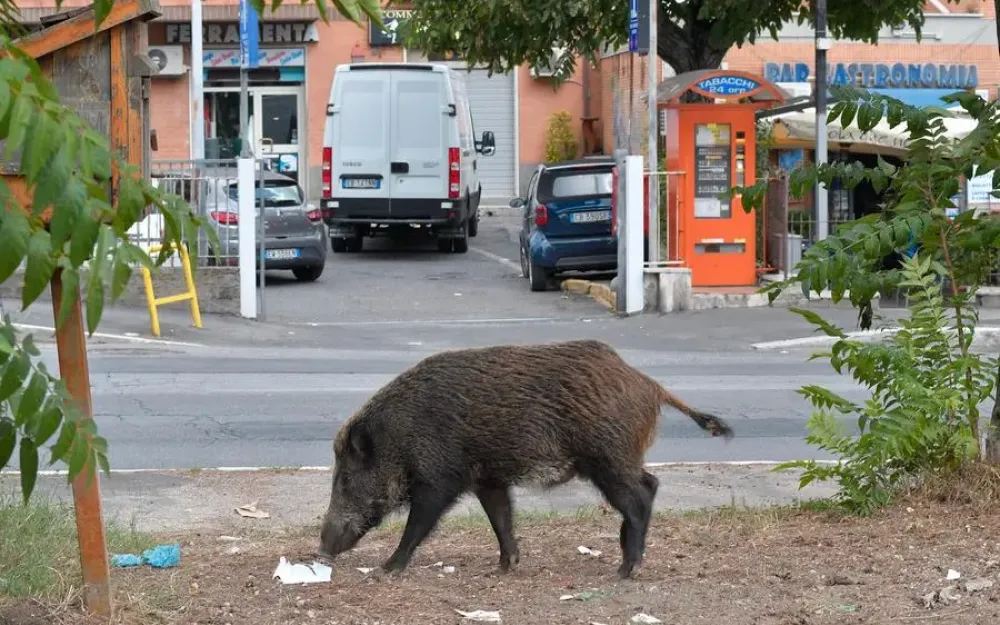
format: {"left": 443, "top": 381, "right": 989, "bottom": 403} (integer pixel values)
{"left": 342, "top": 178, "right": 381, "bottom": 190}
{"left": 570, "top": 210, "right": 611, "bottom": 223}
{"left": 265, "top": 248, "right": 299, "bottom": 260}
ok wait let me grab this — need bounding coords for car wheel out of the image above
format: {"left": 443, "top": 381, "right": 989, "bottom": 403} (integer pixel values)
{"left": 519, "top": 244, "right": 529, "bottom": 278}
{"left": 346, "top": 236, "right": 363, "bottom": 253}
{"left": 331, "top": 238, "right": 348, "bottom": 253}
{"left": 292, "top": 265, "right": 324, "bottom": 282}
{"left": 528, "top": 256, "right": 548, "bottom": 292}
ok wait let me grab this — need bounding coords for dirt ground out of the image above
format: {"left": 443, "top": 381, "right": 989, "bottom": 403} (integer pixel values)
{"left": 3, "top": 499, "right": 1000, "bottom": 625}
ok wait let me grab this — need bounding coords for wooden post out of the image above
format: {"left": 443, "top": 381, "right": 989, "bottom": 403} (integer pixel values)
{"left": 50, "top": 270, "right": 112, "bottom": 617}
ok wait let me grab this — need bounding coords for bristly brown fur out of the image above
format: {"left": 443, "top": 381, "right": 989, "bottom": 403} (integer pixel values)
{"left": 321, "top": 339, "right": 734, "bottom": 579}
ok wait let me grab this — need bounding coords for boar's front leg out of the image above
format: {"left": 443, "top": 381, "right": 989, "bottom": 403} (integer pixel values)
{"left": 381, "top": 484, "right": 460, "bottom": 573}
{"left": 475, "top": 485, "right": 519, "bottom": 572}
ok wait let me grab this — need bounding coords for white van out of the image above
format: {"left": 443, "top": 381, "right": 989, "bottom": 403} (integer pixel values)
{"left": 320, "top": 62, "right": 496, "bottom": 254}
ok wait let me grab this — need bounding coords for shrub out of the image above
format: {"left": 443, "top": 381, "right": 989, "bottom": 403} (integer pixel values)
{"left": 544, "top": 110, "right": 578, "bottom": 163}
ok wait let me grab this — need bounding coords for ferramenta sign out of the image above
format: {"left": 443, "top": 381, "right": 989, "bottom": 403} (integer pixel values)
{"left": 165, "top": 22, "right": 320, "bottom": 45}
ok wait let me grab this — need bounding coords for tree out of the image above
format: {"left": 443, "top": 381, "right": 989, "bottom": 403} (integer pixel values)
{"left": 400, "top": 0, "right": 947, "bottom": 78}
{"left": 734, "top": 85, "right": 1000, "bottom": 505}
{"left": 0, "top": 0, "right": 380, "bottom": 501}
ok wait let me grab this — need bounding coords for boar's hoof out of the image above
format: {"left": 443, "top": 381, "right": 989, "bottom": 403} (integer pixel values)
{"left": 498, "top": 550, "right": 520, "bottom": 573}
{"left": 617, "top": 562, "right": 637, "bottom": 580}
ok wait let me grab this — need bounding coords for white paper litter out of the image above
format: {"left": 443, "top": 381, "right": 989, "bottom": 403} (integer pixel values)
{"left": 442, "top": 566, "right": 456, "bottom": 574}
{"left": 577, "top": 545, "right": 602, "bottom": 557}
{"left": 218, "top": 535, "right": 243, "bottom": 542}
{"left": 357, "top": 567, "right": 374, "bottom": 574}
{"left": 946, "top": 569, "right": 961, "bottom": 580}
{"left": 272, "top": 557, "right": 332, "bottom": 585}
{"left": 455, "top": 609, "right": 501, "bottom": 622}
{"left": 631, "top": 614, "right": 663, "bottom": 624}
{"left": 559, "top": 594, "right": 575, "bottom": 601}
{"left": 235, "top": 501, "right": 270, "bottom": 519}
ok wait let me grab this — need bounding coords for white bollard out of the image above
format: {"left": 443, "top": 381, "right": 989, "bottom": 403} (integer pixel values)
{"left": 622, "top": 155, "right": 645, "bottom": 315}
{"left": 237, "top": 158, "right": 257, "bottom": 319}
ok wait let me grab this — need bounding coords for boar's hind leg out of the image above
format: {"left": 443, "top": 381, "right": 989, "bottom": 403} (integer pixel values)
{"left": 590, "top": 470, "right": 656, "bottom": 580}
{"left": 475, "top": 486, "right": 519, "bottom": 572}
{"left": 382, "top": 485, "right": 460, "bottom": 573}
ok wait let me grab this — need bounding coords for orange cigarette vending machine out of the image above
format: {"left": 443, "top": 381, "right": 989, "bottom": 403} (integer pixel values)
{"left": 659, "top": 70, "right": 788, "bottom": 287}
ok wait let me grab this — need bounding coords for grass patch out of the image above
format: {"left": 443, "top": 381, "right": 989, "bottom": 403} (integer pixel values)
{"left": 0, "top": 492, "right": 157, "bottom": 600}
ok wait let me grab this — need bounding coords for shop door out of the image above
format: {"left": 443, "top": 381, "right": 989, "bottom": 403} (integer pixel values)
{"left": 254, "top": 87, "right": 303, "bottom": 186}
{"left": 205, "top": 86, "right": 305, "bottom": 189}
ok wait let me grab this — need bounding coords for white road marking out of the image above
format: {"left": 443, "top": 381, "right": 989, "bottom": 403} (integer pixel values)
{"left": 752, "top": 326, "right": 1000, "bottom": 351}
{"left": 1, "top": 460, "right": 838, "bottom": 477}
{"left": 288, "top": 316, "right": 591, "bottom": 327}
{"left": 13, "top": 323, "right": 207, "bottom": 348}
{"left": 469, "top": 246, "right": 522, "bottom": 273}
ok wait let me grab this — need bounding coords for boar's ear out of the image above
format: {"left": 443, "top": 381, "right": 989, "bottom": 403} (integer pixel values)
{"left": 347, "top": 421, "right": 375, "bottom": 466}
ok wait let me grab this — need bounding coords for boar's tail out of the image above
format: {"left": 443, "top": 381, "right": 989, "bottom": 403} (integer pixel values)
{"left": 657, "top": 386, "right": 734, "bottom": 440}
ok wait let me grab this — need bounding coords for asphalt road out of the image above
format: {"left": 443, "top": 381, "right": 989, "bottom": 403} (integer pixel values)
{"left": 25, "top": 337, "right": 860, "bottom": 470}
{"left": 2, "top": 212, "right": 926, "bottom": 471}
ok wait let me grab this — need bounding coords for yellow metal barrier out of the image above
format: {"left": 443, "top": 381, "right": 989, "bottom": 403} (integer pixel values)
{"left": 140, "top": 242, "right": 203, "bottom": 337}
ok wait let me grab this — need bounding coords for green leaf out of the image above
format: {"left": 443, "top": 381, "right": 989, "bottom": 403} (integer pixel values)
{"left": 0, "top": 419, "right": 15, "bottom": 469}
{"left": 48, "top": 186, "right": 81, "bottom": 251}
{"left": 0, "top": 206, "right": 30, "bottom": 284}
{"left": 110, "top": 253, "right": 133, "bottom": 302}
{"left": 31, "top": 401, "right": 62, "bottom": 448}
{"left": 20, "top": 334, "right": 40, "bottom": 357}
{"left": 67, "top": 435, "right": 89, "bottom": 480}
{"left": 69, "top": 215, "right": 100, "bottom": 268}
{"left": 19, "top": 436, "right": 39, "bottom": 504}
{"left": 15, "top": 372, "right": 47, "bottom": 428}
{"left": 85, "top": 273, "right": 105, "bottom": 337}
{"left": 56, "top": 267, "right": 81, "bottom": 331}
{"left": 0, "top": 352, "right": 30, "bottom": 402}
{"left": 21, "top": 230, "right": 57, "bottom": 310}
{"left": 5, "top": 92, "right": 34, "bottom": 161}
{"left": 48, "top": 421, "right": 76, "bottom": 465}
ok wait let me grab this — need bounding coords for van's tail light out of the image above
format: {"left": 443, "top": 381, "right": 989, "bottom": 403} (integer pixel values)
{"left": 610, "top": 165, "right": 619, "bottom": 237}
{"left": 322, "top": 147, "right": 333, "bottom": 198}
{"left": 306, "top": 209, "right": 323, "bottom": 222}
{"left": 534, "top": 204, "right": 549, "bottom": 227}
{"left": 210, "top": 210, "right": 239, "bottom": 225}
{"left": 448, "top": 147, "right": 460, "bottom": 200}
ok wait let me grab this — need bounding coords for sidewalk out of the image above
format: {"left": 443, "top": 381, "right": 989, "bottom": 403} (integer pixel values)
{"left": 0, "top": 465, "right": 838, "bottom": 534}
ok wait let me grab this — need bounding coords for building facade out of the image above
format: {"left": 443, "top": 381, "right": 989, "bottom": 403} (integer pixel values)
{"left": 17, "top": 0, "right": 595, "bottom": 204}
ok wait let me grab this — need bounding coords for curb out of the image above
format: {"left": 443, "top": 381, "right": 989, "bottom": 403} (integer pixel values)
{"left": 752, "top": 326, "right": 1000, "bottom": 351}
{"left": 561, "top": 279, "right": 615, "bottom": 310}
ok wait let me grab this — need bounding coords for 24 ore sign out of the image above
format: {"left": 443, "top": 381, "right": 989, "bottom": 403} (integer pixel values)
{"left": 695, "top": 75, "right": 761, "bottom": 97}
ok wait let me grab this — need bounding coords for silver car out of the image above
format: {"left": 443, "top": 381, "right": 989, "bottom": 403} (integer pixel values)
{"left": 152, "top": 166, "right": 328, "bottom": 282}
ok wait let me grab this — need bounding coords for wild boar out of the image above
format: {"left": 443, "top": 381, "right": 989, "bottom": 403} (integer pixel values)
{"left": 319, "top": 339, "right": 733, "bottom": 579}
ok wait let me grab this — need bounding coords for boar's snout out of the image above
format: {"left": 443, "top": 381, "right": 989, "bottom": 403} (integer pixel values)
{"left": 318, "top": 511, "right": 363, "bottom": 560}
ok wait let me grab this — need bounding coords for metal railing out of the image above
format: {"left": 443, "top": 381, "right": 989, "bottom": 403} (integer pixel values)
{"left": 645, "top": 169, "right": 686, "bottom": 267}
{"left": 144, "top": 158, "right": 257, "bottom": 268}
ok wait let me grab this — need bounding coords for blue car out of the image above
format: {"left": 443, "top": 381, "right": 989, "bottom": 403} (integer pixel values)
{"left": 512, "top": 157, "right": 617, "bottom": 292}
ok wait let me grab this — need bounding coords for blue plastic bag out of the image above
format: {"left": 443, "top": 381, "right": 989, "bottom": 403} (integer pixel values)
{"left": 110, "top": 553, "right": 142, "bottom": 568}
{"left": 142, "top": 544, "right": 181, "bottom": 568}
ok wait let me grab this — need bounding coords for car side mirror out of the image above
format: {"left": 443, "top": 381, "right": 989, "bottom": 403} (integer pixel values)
{"left": 478, "top": 130, "right": 496, "bottom": 156}
{"left": 509, "top": 197, "right": 525, "bottom": 209}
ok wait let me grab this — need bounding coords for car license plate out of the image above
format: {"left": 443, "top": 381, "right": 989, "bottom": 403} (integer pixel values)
{"left": 342, "top": 177, "right": 381, "bottom": 190}
{"left": 570, "top": 210, "right": 611, "bottom": 223}
{"left": 265, "top": 248, "right": 299, "bottom": 260}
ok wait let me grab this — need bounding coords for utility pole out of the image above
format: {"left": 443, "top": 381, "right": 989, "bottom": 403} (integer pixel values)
{"left": 814, "top": 0, "right": 830, "bottom": 240}
{"left": 190, "top": 0, "right": 205, "bottom": 161}
{"left": 646, "top": 0, "right": 659, "bottom": 264}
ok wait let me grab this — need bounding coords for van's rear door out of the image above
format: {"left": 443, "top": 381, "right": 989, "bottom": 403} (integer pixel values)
{"left": 388, "top": 67, "right": 449, "bottom": 219}
{"left": 329, "top": 68, "right": 391, "bottom": 217}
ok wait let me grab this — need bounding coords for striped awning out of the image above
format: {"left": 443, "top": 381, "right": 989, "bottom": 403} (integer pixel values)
{"left": 15, "top": 3, "right": 333, "bottom": 24}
